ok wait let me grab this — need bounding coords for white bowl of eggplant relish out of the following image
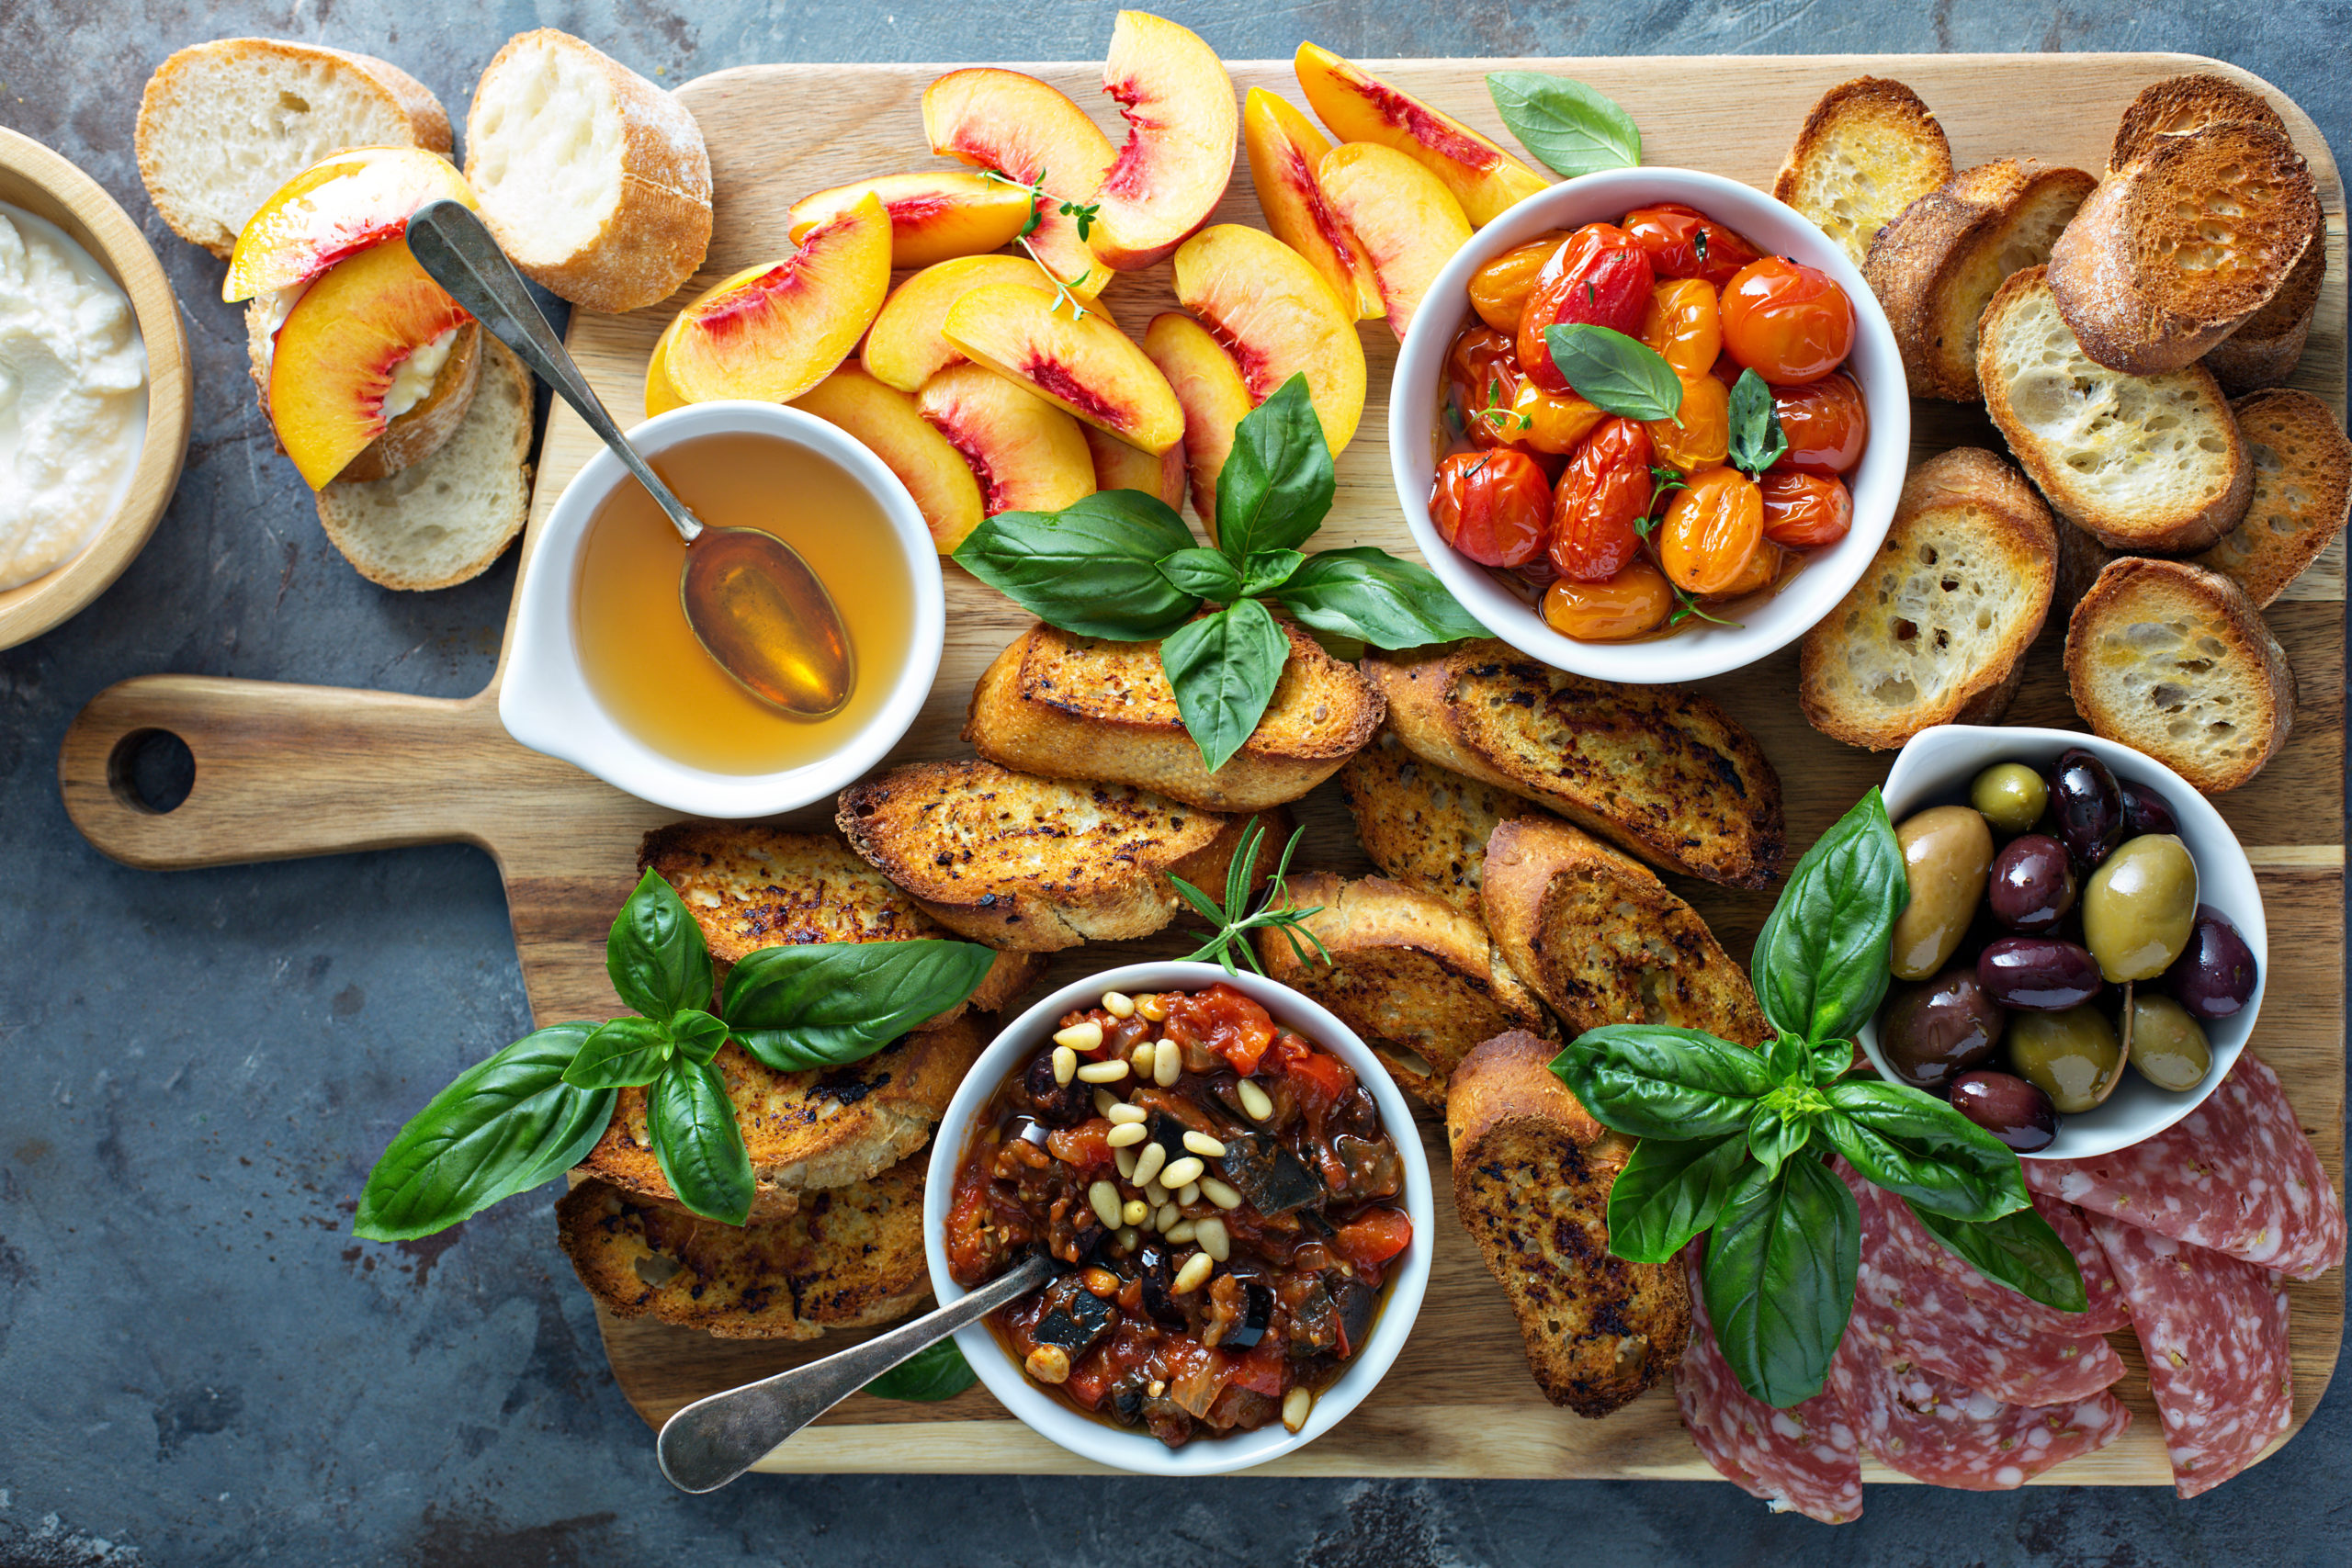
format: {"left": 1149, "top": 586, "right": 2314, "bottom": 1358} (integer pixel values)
{"left": 925, "top": 961, "right": 1433, "bottom": 1475}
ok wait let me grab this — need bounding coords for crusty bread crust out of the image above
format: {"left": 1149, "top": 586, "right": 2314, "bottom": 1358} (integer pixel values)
{"left": 1771, "top": 76, "right": 1953, "bottom": 268}
{"left": 1338, "top": 727, "right": 1539, "bottom": 918}
{"left": 2205, "top": 222, "right": 2325, "bottom": 393}
{"left": 2191, "top": 389, "right": 2352, "bottom": 607}
{"left": 2109, "top": 73, "right": 2286, "bottom": 175}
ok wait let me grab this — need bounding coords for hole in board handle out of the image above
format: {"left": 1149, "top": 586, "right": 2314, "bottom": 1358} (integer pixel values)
{"left": 106, "top": 728, "right": 194, "bottom": 815}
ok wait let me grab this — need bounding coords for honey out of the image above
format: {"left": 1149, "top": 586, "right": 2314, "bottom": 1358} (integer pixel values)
{"left": 573, "top": 430, "right": 913, "bottom": 774}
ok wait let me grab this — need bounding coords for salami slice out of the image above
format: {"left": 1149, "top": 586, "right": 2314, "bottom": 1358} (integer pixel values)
{"left": 1844, "top": 1164, "right": 2132, "bottom": 1336}
{"left": 2027, "top": 1053, "right": 2345, "bottom": 1281}
{"left": 1827, "top": 1326, "right": 2132, "bottom": 1489}
{"left": 2087, "top": 1213, "right": 2293, "bottom": 1498}
{"left": 1674, "top": 1247, "right": 1862, "bottom": 1524}
{"left": 1851, "top": 1250, "right": 2126, "bottom": 1405}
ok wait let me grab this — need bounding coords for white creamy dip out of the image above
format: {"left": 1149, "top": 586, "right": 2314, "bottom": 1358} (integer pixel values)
{"left": 0, "top": 203, "right": 148, "bottom": 592}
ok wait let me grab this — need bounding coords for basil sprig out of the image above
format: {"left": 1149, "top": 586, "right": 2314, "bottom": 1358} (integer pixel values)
{"left": 1726, "top": 368, "right": 1788, "bottom": 479}
{"left": 1544, "top": 325, "right": 1683, "bottom": 422}
{"left": 862, "top": 1338, "right": 978, "bottom": 1402}
{"left": 356, "top": 871, "right": 994, "bottom": 1239}
{"left": 1486, "top": 71, "right": 1642, "bottom": 179}
{"left": 1550, "top": 789, "right": 2086, "bottom": 1408}
{"left": 956, "top": 376, "right": 1486, "bottom": 772}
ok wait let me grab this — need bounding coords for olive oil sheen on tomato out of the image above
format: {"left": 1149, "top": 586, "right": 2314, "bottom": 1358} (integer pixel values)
{"left": 573, "top": 431, "right": 911, "bottom": 774}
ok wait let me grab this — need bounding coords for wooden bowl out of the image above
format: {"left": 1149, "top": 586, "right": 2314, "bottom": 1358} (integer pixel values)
{"left": 0, "top": 126, "right": 191, "bottom": 651}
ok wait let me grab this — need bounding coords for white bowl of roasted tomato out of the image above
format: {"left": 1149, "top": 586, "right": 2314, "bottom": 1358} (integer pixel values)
{"left": 1392, "top": 166, "right": 1910, "bottom": 682}
{"left": 926, "top": 961, "right": 1433, "bottom": 1476}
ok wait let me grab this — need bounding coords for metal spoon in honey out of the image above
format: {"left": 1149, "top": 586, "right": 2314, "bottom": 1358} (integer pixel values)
{"left": 405, "top": 200, "right": 854, "bottom": 717}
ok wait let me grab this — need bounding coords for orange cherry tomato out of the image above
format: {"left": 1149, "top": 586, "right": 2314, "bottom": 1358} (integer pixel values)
{"left": 1622, "top": 203, "right": 1765, "bottom": 288}
{"left": 1771, "top": 372, "right": 1869, "bottom": 476}
{"left": 1431, "top": 448, "right": 1553, "bottom": 568}
{"left": 1657, "top": 467, "right": 1763, "bottom": 596}
{"left": 1445, "top": 324, "right": 1538, "bottom": 457}
{"left": 1721, "top": 257, "right": 1856, "bottom": 384}
{"left": 1759, "top": 470, "right": 1854, "bottom": 549}
{"left": 1542, "top": 558, "right": 1673, "bottom": 640}
{"left": 1638, "top": 278, "right": 1724, "bottom": 378}
{"left": 1711, "top": 539, "right": 1785, "bottom": 600}
{"left": 1518, "top": 223, "right": 1656, "bottom": 394}
{"left": 1645, "top": 373, "right": 1730, "bottom": 474}
{"left": 1510, "top": 380, "right": 1605, "bottom": 454}
{"left": 1468, "top": 231, "right": 1570, "bottom": 333}
{"left": 1548, "top": 417, "right": 1655, "bottom": 581}
{"left": 1707, "top": 350, "right": 1743, "bottom": 388}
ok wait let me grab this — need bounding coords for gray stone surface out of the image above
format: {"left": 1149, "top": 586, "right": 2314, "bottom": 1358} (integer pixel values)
{"left": 1, "top": 1, "right": 2346, "bottom": 1562}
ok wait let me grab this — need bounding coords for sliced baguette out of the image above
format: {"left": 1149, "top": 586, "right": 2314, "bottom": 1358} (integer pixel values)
{"left": 1361, "top": 640, "right": 1783, "bottom": 889}
{"left": 1338, "top": 727, "right": 1540, "bottom": 918}
{"left": 1446, "top": 1030, "right": 1689, "bottom": 1416}
{"left": 2109, "top": 73, "right": 2288, "bottom": 173}
{"left": 1979, "top": 265, "right": 2250, "bottom": 553}
{"left": 251, "top": 306, "right": 481, "bottom": 481}
{"left": 314, "top": 336, "right": 534, "bottom": 591}
{"left": 963, "top": 619, "right": 1385, "bottom": 813}
{"left": 465, "top": 29, "right": 713, "bottom": 313}
{"left": 136, "top": 39, "right": 450, "bottom": 257}
{"left": 1863, "top": 159, "right": 2095, "bottom": 400}
{"left": 1255, "top": 873, "right": 1551, "bottom": 1108}
{"left": 1772, "top": 77, "right": 1954, "bottom": 269}
{"left": 2064, "top": 557, "right": 2295, "bottom": 793}
{"left": 2190, "top": 389, "right": 2352, "bottom": 607}
{"left": 1798, "top": 447, "right": 2057, "bottom": 750}
{"left": 1480, "top": 816, "right": 1770, "bottom": 1046}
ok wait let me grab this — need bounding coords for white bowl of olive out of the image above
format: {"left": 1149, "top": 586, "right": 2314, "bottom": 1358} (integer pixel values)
{"left": 1859, "top": 726, "right": 2266, "bottom": 1160}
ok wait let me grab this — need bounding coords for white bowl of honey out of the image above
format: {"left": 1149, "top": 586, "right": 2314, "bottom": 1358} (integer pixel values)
{"left": 501, "top": 400, "right": 944, "bottom": 818}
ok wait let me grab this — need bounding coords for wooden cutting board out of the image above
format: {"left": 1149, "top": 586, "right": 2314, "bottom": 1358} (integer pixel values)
{"left": 59, "top": 51, "right": 2347, "bottom": 1484}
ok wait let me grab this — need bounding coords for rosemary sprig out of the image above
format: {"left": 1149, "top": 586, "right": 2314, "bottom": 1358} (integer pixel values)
{"left": 1168, "top": 822, "right": 1330, "bottom": 976}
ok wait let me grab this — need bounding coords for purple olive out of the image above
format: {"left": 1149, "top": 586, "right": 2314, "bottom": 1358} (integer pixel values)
{"left": 1988, "top": 834, "right": 2077, "bottom": 933}
{"left": 2052, "top": 748, "right": 2125, "bottom": 869}
{"left": 1951, "top": 1070, "right": 2059, "bottom": 1153}
{"left": 1876, "top": 969, "right": 2006, "bottom": 1091}
{"left": 2120, "top": 779, "right": 2180, "bottom": 839}
{"left": 2163, "top": 904, "right": 2260, "bottom": 1021}
{"left": 1977, "top": 936, "right": 2104, "bottom": 1011}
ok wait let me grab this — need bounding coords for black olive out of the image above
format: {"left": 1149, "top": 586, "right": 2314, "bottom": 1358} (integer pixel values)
{"left": 1951, "top": 1069, "right": 2059, "bottom": 1153}
{"left": 1875, "top": 969, "right": 2004, "bottom": 1091}
{"left": 2051, "top": 748, "right": 2125, "bottom": 869}
{"left": 2120, "top": 778, "right": 2180, "bottom": 838}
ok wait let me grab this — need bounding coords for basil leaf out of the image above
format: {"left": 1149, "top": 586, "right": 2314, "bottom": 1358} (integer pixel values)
{"left": 862, "top": 1337, "right": 978, "bottom": 1402}
{"left": 1549, "top": 1025, "right": 1773, "bottom": 1142}
{"left": 1702, "top": 1156, "right": 1859, "bottom": 1409}
{"left": 1278, "top": 547, "right": 1488, "bottom": 649}
{"left": 1216, "top": 375, "right": 1333, "bottom": 562}
{"left": 670, "top": 1009, "right": 729, "bottom": 1066}
{"left": 649, "top": 1059, "right": 754, "bottom": 1226}
{"left": 1486, "top": 71, "right": 1641, "bottom": 179}
{"left": 354, "top": 1024, "right": 616, "bottom": 1242}
{"left": 1544, "top": 325, "right": 1682, "bottom": 421}
{"left": 1751, "top": 788, "right": 1906, "bottom": 1045}
{"left": 1160, "top": 599, "right": 1289, "bottom": 773}
{"left": 1158, "top": 547, "right": 1244, "bottom": 602}
{"left": 725, "top": 940, "right": 997, "bottom": 1071}
{"left": 1725, "top": 368, "right": 1788, "bottom": 478}
{"left": 562, "top": 1016, "right": 674, "bottom": 1090}
{"left": 607, "top": 869, "right": 712, "bottom": 1022}
{"left": 1747, "top": 1097, "right": 1815, "bottom": 1177}
{"left": 955, "top": 491, "right": 1200, "bottom": 640}
{"left": 1810, "top": 1037, "right": 1860, "bottom": 1085}
{"left": 1906, "top": 1201, "right": 2090, "bottom": 1314}
{"left": 1763, "top": 1031, "right": 1810, "bottom": 1086}
{"left": 1604, "top": 1132, "right": 1751, "bottom": 1263}
{"left": 1821, "top": 1080, "right": 2030, "bottom": 1224}
{"left": 1240, "top": 548, "right": 1306, "bottom": 597}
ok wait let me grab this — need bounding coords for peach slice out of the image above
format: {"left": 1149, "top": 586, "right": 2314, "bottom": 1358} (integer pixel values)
{"left": 941, "top": 285, "right": 1183, "bottom": 456}
{"left": 1243, "top": 88, "right": 1382, "bottom": 321}
{"left": 1171, "top": 224, "right": 1366, "bottom": 457}
{"left": 1294, "top": 42, "right": 1547, "bottom": 226}
{"left": 861, "top": 254, "right": 1060, "bottom": 395}
{"left": 224, "top": 147, "right": 476, "bottom": 303}
{"left": 1087, "top": 11, "right": 1239, "bottom": 272}
{"left": 1317, "top": 142, "right": 1474, "bottom": 340}
{"left": 916, "top": 363, "right": 1095, "bottom": 519}
{"left": 923, "top": 67, "right": 1114, "bottom": 298}
{"left": 787, "top": 171, "right": 1034, "bottom": 269}
{"left": 268, "top": 238, "right": 471, "bottom": 489}
{"left": 1143, "top": 311, "right": 1253, "bottom": 526}
{"left": 1084, "top": 422, "right": 1185, "bottom": 512}
{"left": 795, "top": 366, "right": 987, "bottom": 552}
{"left": 664, "top": 195, "right": 891, "bottom": 405}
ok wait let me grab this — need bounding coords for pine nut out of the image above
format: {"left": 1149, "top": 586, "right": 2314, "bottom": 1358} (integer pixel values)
{"left": 1077, "top": 1059, "right": 1129, "bottom": 1084}
{"left": 1114, "top": 1224, "right": 1138, "bottom": 1252}
{"left": 1106, "top": 1122, "right": 1149, "bottom": 1148}
{"left": 1282, "top": 1386, "right": 1312, "bottom": 1432}
{"left": 1106, "top": 1102, "right": 1147, "bottom": 1125}
{"left": 1131, "top": 1142, "right": 1167, "bottom": 1189}
{"left": 1093, "top": 1088, "right": 1119, "bottom": 1119}
{"left": 1178, "top": 1181, "right": 1200, "bottom": 1206}
{"left": 1146, "top": 1378, "right": 1167, "bottom": 1397}
{"left": 1122, "top": 1198, "right": 1149, "bottom": 1226}
{"left": 1114, "top": 1145, "right": 1138, "bottom": 1181}
{"left": 1136, "top": 993, "right": 1170, "bottom": 1022}
{"left": 1102, "top": 991, "right": 1136, "bottom": 1019}
{"left": 1054, "top": 1020, "right": 1103, "bottom": 1052}
{"left": 1051, "top": 1045, "right": 1077, "bottom": 1085}
{"left": 1201, "top": 1177, "right": 1243, "bottom": 1211}
{"left": 1159, "top": 1156, "right": 1205, "bottom": 1189}
{"left": 1130, "top": 1042, "right": 1155, "bottom": 1076}
{"left": 1195, "top": 1216, "right": 1232, "bottom": 1262}
{"left": 1154, "top": 1044, "right": 1182, "bottom": 1086}
{"left": 1156, "top": 1201, "right": 1181, "bottom": 1232}
{"left": 1237, "top": 1079, "right": 1274, "bottom": 1121}
{"left": 1144, "top": 1179, "right": 1169, "bottom": 1207}
{"left": 817, "top": 1098, "right": 842, "bottom": 1120}
{"left": 1088, "top": 1179, "right": 1124, "bottom": 1230}
{"left": 1164, "top": 1219, "right": 1198, "bottom": 1244}
{"left": 1026, "top": 1345, "right": 1072, "bottom": 1384}
{"left": 1182, "top": 1130, "right": 1227, "bottom": 1158}
{"left": 1173, "top": 1251, "right": 1215, "bottom": 1293}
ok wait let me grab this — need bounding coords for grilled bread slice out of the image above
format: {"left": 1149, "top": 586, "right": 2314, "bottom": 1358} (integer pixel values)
{"left": 963, "top": 619, "right": 1384, "bottom": 812}
{"left": 1338, "top": 727, "right": 1540, "bottom": 918}
{"left": 1480, "top": 816, "right": 1771, "bottom": 1046}
{"left": 1254, "top": 873, "right": 1551, "bottom": 1108}
{"left": 637, "top": 822, "right": 1040, "bottom": 1026}
{"left": 1363, "top": 640, "right": 1783, "bottom": 888}
{"left": 579, "top": 1015, "right": 982, "bottom": 1215}
{"left": 557, "top": 1154, "right": 930, "bottom": 1340}
{"left": 1772, "top": 77, "right": 1953, "bottom": 269}
{"left": 1979, "top": 266, "right": 2250, "bottom": 553}
{"left": 1446, "top": 1030, "right": 1690, "bottom": 1417}
{"left": 1863, "top": 159, "right": 2095, "bottom": 400}
{"left": 2109, "top": 72, "right": 2288, "bottom": 170}
{"left": 2190, "top": 390, "right": 2352, "bottom": 607}
{"left": 1798, "top": 448, "right": 2057, "bottom": 750}
{"left": 2064, "top": 558, "right": 2296, "bottom": 793}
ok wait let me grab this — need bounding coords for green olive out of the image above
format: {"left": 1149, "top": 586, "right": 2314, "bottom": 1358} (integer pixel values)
{"left": 2007, "top": 1005, "right": 2124, "bottom": 1114}
{"left": 2082, "top": 834, "right": 2199, "bottom": 982}
{"left": 1970, "top": 762, "right": 2049, "bottom": 837}
{"left": 2129, "top": 992, "right": 2214, "bottom": 1092}
{"left": 1890, "top": 805, "right": 1995, "bottom": 981}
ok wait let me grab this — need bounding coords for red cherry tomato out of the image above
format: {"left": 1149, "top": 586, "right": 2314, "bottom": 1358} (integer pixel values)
{"left": 1331, "top": 1209, "right": 1414, "bottom": 1268}
{"left": 1431, "top": 448, "right": 1552, "bottom": 568}
{"left": 1721, "top": 257, "right": 1856, "bottom": 384}
{"left": 1770, "top": 372, "right": 1869, "bottom": 476}
{"left": 1444, "top": 324, "right": 1534, "bottom": 457}
{"left": 1657, "top": 467, "right": 1763, "bottom": 596}
{"left": 1622, "top": 203, "right": 1766, "bottom": 288}
{"left": 1548, "top": 417, "right": 1655, "bottom": 581}
{"left": 1517, "top": 223, "right": 1655, "bottom": 395}
{"left": 1542, "top": 559, "right": 1673, "bottom": 640}
{"left": 1758, "top": 470, "right": 1853, "bottom": 548}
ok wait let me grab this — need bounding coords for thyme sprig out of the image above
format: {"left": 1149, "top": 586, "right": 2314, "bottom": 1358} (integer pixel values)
{"left": 980, "top": 167, "right": 1102, "bottom": 318}
{"left": 1170, "top": 822, "right": 1330, "bottom": 976}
